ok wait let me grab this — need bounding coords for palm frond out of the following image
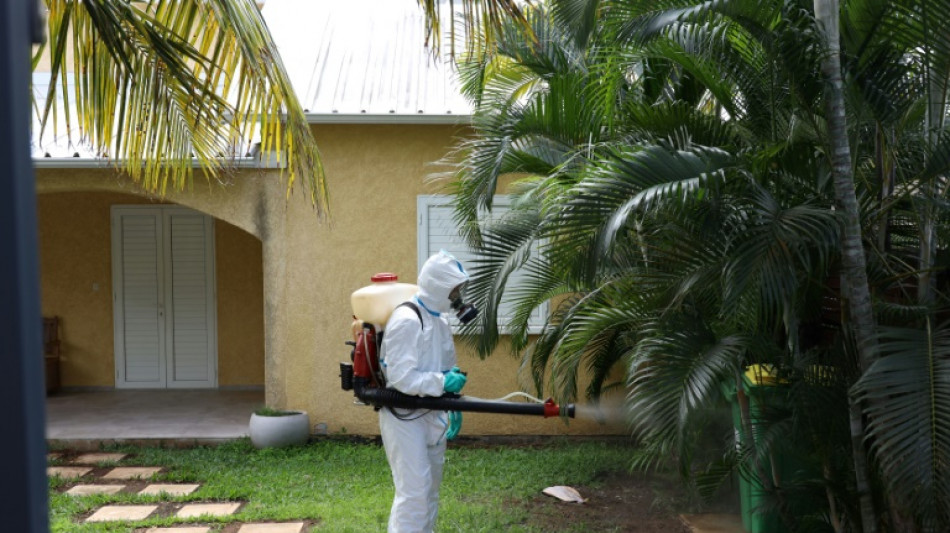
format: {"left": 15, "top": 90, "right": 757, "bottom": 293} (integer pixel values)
{"left": 418, "top": 0, "right": 530, "bottom": 60}
{"left": 853, "top": 320, "right": 950, "bottom": 529}
{"left": 721, "top": 184, "right": 840, "bottom": 323}
{"left": 38, "top": 0, "right": 326, "bottom": 212}
{"left": 551, "top": 0, "right": 603, "bottom": 51}
{"left": 459, "top": 204, "right": 542, "bottom": 355}
{"left": 544, "top": 280, "right": 651, "bottom": 402}
{"left": 628, "top": 325, "right": 747, "bottom": 453}
{"left": 564, "top": 145, "right": 732, "bottom": 260}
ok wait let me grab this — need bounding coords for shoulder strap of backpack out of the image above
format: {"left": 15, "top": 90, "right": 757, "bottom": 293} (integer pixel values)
{"left": 394, "top": 301, "right": 424, "bottom": 330}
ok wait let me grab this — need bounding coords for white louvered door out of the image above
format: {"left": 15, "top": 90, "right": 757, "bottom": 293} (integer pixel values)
{"left": 112, "top": 206, "right": 217, "bottom": 388}
{"left": 113, "top": 208, "right": 166, "bottom": 387}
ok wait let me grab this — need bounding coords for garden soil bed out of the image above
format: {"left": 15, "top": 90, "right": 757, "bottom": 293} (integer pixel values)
{"left": 523, "top": 470, "right": 693, "bottom": 532}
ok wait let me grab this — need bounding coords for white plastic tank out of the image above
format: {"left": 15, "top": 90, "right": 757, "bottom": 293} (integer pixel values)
{"left": 351, "top": 273, "right": 418, "bottom": 326}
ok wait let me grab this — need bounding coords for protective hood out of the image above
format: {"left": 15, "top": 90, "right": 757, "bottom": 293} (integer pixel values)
{"left": 416, "top": 251, "right": 470, "bottom": 314}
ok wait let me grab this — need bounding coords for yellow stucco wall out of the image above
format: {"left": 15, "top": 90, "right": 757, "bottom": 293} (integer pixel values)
{"left": 35, "top": 190, "right": 264, "bottom": 387}
{"left": 37, "top": 192, "right": 120, "bottom": 387}
{"left": 215, "top": 218, "right": 266, "bottom": 386}
{"left": 294, "top": 124, "right": 623, "bottom": 435}
{"left": 33, "top": 122, "right": 625, "bottom": 436}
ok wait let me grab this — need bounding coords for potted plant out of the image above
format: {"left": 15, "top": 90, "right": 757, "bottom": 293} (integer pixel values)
{"left": 248, "top": 406, "right": 311, "bottom": 449}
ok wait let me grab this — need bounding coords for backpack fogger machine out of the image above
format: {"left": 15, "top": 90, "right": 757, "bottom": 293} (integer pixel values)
{"left": 339, "top": 273, "right": 575, "bottom": 419}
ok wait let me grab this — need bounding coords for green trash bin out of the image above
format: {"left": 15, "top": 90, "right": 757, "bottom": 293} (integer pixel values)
{"left": 721, "top": 365, "right": 807, "bottom": 533}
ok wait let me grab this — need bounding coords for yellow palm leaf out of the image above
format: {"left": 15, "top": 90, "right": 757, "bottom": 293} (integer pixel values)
{"left": 36, "top": 0, "right": 327, "bottom": 215}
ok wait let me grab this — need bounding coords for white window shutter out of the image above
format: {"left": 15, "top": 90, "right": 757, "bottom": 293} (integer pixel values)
{"left": 417, "top": 195, "right": 547, "bottom": 333}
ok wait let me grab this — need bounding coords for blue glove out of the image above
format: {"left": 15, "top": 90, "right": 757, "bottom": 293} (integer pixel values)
{"left": 443, "top": 367, "right": 467, "bottom": 393}
{"left": 447, "top": 411, "right": 463, "bottom": 440}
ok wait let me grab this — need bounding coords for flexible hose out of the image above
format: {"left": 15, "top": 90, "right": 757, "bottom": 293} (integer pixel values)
{"left": 479, "top": 391, "right": 547, "bottom": 403}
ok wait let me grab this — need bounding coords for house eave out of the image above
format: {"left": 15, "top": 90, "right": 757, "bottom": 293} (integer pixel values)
{"left": 32, "top": 157, "right": 267, "bottom": 170}
{"left": 305, "top": 113, "right": 471, "bottom": 125}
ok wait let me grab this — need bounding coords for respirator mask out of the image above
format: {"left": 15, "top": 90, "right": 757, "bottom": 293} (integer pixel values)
{"left": 449, "top": 283, "right": 478, "bottom": 324}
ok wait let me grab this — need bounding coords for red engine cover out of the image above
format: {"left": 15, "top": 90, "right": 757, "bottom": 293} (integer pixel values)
{"left": 352, "top": 325, "right": 381, "bottom": 386}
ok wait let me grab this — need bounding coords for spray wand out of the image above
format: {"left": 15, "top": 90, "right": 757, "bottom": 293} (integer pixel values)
{"left": 340, "top": 360, "right": 574, "bottom": 418}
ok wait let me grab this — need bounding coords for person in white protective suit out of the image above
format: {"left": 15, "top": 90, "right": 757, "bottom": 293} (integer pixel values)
{"left": 379, "top": 251, "right": 472, "bottom": 533}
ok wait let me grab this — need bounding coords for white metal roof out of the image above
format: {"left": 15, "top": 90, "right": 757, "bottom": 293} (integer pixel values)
{"left": 263, "top": 0, "right": 471, "bottom": 123}
{"left": 31, "top": 0, "right": 471, "bottom": 163}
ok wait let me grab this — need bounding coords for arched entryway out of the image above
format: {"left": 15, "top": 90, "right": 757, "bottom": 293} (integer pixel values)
{"left": 36, "top": 190, "right": 265, "bottom": 392}
{"left": 36, "top": 187, "right": 272, "bottom": 439}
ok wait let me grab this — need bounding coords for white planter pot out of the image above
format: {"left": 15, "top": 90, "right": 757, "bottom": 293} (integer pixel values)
{"left": 249, "top": 411, "right": 310, "bottom": 449}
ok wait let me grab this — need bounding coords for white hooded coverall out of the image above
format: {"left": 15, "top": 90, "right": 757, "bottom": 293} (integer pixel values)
{"left": 379, "top": 251, "right": 470, "bottom": 533}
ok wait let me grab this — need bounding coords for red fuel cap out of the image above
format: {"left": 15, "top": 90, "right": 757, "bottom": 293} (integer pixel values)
{"left": 371, "top": 273, "right": 398, "bottom": 282}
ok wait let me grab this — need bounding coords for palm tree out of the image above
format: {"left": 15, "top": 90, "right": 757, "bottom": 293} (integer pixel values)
{"left": 34, "top": 0, "right": 327, "bottom": 213}
{"left": 811, "top": 0, "right": 880, "bottom": 528}
{"left": 434, "top": 0, "right": 950, "bottom": 531}
{"left": 451, "top": 7, "right": 850, "bottom": 530}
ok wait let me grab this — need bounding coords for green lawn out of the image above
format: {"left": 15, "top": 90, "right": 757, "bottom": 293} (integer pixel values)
{"left": 48, "top": 437, "right": 643, "bottom": 532}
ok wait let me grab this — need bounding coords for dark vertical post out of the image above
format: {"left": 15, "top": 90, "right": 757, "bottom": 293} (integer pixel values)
{"left": 0, "top": 0, "right": 49, "bottom": 531}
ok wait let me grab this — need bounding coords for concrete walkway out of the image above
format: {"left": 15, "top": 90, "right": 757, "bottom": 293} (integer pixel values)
{"left": 46, "top": 389, "right": 264, "bottom": 444}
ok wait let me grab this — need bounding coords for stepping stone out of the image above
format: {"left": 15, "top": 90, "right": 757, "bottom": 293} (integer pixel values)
{"left": 66, "top": 484, "right": 125, "bottom": 496}
{"left": 102, "top": 466, "right": 162, "bottom": 480}
{"left": 72, "top": 452, "right": 126, "bottom": 465}
{"left": 85, "top": 504, "right": 157, "bottom": 522}
{"left": 139, "top": 484, "right": 200, "bottom": 496}
{"left": 238, "top": 523, "right": 305, "bottom": 533}
{"left": 47, "top": 466, "right": 92, "bottom": 478}
{"left": 176, "top": 502, "right": 241, "bottom": 518}
{"left": 142, "top": 528, "right": 211, "bottom": 533}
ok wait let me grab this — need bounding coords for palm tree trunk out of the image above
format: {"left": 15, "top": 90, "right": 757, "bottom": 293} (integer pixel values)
{"left": 875, "top": 125, "right": 894, "bottom": 255}
{"left": 813, "top": 1, "right": 878, "bottom": 531}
